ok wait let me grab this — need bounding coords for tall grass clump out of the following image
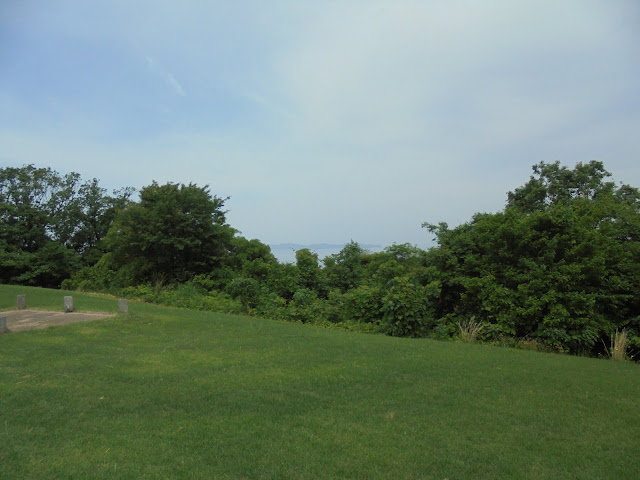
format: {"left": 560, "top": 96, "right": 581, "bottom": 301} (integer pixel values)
{"left": 610, "top": 329, "right": 629, "bottom": 361}
{"left": 457, "top": 316, "right": 484, "bottom": 342}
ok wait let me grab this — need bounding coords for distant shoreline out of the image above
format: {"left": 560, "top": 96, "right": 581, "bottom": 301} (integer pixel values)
{"left": 268, "top": 243, "right": 383, "bottom": 264}
{"left": 269, "top": 243, "right": 381, "bottom": 251}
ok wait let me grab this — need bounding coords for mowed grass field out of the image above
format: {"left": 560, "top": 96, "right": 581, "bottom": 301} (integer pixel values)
{"left": 1, "top": 285, "right": 639, "bottom": 479}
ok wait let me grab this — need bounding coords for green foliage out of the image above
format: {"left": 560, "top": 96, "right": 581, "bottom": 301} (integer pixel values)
{"left": 294, "top": 248, "right": 327, "bottom": 296}
{"left": 342, "top": 285, "right": 384, "bottom": 324}
{"left": 506, "top": 160, "right": 615, "bottom": 212}
{"left": 226, "top": 276, "right": 261, "bottom": 310}
{"left": 362, "top": 243, "right": 430, "bottom": 288}
{"left": 7, "top": 241, "right": 81, "bottom": 288}
{"left": 323, "top": 241, "right": 365, "bottom": 292}
{"left": 252, "top": 292, "right": 289, "bottom": 320}
{"left": 227, "top": 236, "right": 278, "bottom": 281}
{"left": 6, "top": 160, "right": 639, "bottom": 362}
{"left": 292, "top": 287, "right": 317, "bottom": 307}
{"left": 264, "top": 262, "right": 298, "bottom": 301}
{"left": 423, "top": 161, "right": 640, "bottom": 355}
{"left": 105, "top": 182, "right": 234, "bottom": 285}
{"left": 119, "top": 282, "right": 243, "bottom": 314}
{"left": 0, "top": 165, "right": 132, "bottom": 287}
{"left": 287, "top": 287, "right": 321, "bottom": 323}
{"left": 381, "top": 276, "right": 434, "bottom": 337}
{"left": 321, "top": 289, "right": 350, "bottom": 323}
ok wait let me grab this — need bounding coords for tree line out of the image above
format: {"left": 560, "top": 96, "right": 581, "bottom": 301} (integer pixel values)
{"left": 1, "top": 161, "right": 638, "bottom": 358}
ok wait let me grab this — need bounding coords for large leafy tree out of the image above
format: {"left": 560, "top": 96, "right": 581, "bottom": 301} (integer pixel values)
{"left": 227, "top": 236, "right": 278, "bottom": 282}
{"left": 63, "top": 179, "right": 135, "bottom": 265}
{"left": 506, "top": 160, "right": 616, "bottom": 211}
{"left": 294, "top": 248, "right": 326, "bottom": 296}
{"left": 0, "top": 165, "right": 130, "bottom": 287}
{"left": 104, "top": 182, "right": 234, "bottom": 285}
{"left": 423, "top": 161, "right": 640, "bottom": 354}
{"left": 323, "top": 241, "right": 365, "bottom": 293}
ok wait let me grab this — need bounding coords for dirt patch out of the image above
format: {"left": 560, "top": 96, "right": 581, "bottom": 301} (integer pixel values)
{"left": 0, "top": 310, "right": 115, "bottom": 333}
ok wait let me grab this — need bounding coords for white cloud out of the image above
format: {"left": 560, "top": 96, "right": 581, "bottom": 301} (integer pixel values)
{"left": 2, "top": 0, "right": 639, "bottom": 246}
{"left": 145, "top": 55, "right": 186, "bottom": 97}
{"left": 165, "top": 74, "right": 186, "bottom": 97}
{"left": 275, "top": 0, "right": 631, "bottom": 151}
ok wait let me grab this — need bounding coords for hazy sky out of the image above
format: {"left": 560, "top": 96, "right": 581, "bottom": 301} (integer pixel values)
{"left": 2, "top": 1, "right": 639, "bottom": 248}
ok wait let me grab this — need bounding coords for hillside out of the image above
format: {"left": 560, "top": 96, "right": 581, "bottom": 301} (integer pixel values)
{"left": 1, "top": 285, "right": 639, "bottom": 479}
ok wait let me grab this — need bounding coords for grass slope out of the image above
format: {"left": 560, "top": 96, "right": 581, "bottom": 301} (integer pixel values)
{"left": 1, "top": 285, "right": 638, "bottom": 479}
{"left": 0, "top": 284, "right": 122, "bottom": 313}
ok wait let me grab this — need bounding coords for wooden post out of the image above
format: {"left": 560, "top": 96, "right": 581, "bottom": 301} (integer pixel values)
{"left": 64, "top": 296, "right": 74, "bottom": 313}
{"left": 17, "top": 295, "right": 26, "bottom": 310}
{"left": 0, "top": 316, "right": 7, "bottom": 334}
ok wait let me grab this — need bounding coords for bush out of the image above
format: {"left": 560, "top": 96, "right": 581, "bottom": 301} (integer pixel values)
{"left": 287, "top": 288, "right": 322, "bottom": 323}
{"left": 343, "top": 285, "right": 384, "bottom": 324}
{"left": 226, "top": 277, "right": 260, "bottom": 310}
{"left": 119, "top": 283, "right": 243, "bottom": 314}
{"left": 253, "top": 292, "right": 288, "bottom": 320}
{"left": 381, "top": 276, "right": 435, "bottom": 337}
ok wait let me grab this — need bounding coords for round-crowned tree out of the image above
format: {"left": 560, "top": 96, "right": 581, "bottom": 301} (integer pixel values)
{"left": 105, "top": 182, "right": 234, "bottom": 285}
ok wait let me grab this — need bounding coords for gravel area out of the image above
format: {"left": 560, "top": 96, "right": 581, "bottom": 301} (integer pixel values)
{"left": 0, "top": 309, "right": 115, "bottom": 332}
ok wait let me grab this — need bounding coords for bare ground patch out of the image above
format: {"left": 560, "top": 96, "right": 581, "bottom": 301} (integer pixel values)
{"left": 0, "top": 310, "right": 115, "bottom": 332}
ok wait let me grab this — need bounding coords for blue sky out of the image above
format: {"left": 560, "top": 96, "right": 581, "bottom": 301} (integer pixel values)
{"left": 1, "top": 0, "right": 639, "bottom": 248}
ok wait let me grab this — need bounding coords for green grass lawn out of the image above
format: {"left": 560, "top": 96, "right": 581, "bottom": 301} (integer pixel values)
{"left": 1, "top": 285, "right": 638, "bottom": 479}
{"left": 0, "top": 284, "right": 122, "bottom": 313}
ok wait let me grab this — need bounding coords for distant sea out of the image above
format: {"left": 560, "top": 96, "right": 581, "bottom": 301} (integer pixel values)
{"left": 269, "top": 243, "right": 383, "bottom": 264}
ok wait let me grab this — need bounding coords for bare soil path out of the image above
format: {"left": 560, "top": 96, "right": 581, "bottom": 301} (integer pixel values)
{"left": 0, "top": 310, "right": 115, "bottom": 332}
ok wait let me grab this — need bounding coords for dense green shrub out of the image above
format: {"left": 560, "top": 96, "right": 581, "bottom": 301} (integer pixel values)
{"left": 381, "top": 276, "right": 435, "bottom": 337}
{"left": 253, "top": 292, "right": 289, "bottom": 320}
{"left": 423, "top": 161, "right": 640, "bottom": 355}
{"left": 226, "top": 277, "right": 261, "bottom": 310}
{"left": 323, "top": 241, "right": 365, "bottom": 292}
{"left": 342, "top": 285, "right": 384, "bottom": 324}
{"left": 286, "top": 288, "right": 322, "bottom": 323}
{"left": 120, "top": 283, "right": 243, "bottom": 314}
